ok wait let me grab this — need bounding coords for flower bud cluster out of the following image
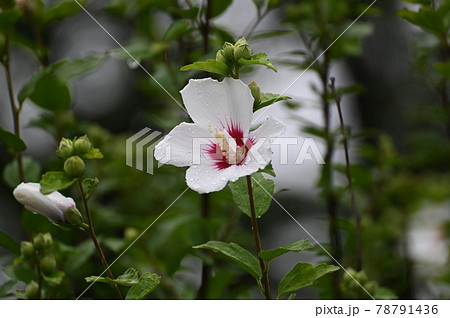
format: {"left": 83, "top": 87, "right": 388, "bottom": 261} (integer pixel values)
{"left": 20, "top": 233, "right": 59, "bottom": 298}
{"left": 57, "top": 135, "right": 94, "bottom": 177}
{"left": 216, "top": 37, "right": 252, "bottom": 66}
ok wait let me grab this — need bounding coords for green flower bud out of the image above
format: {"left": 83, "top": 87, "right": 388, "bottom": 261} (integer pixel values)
{"left": 25, "top": 281, "right": 39, "bottom": 300}
{"left": 64, "top": 206, "right": 83, "bottom": 227}
{"left": 20, "top": 241, "right": 35, "bottom": 259}
{"left": 234, "top": 37, "right": 252, "bottom": 60}
{"left": 40, "top": 254, "right": 56, "bottom": 275}
{"left": 33, "top": 233, "right": 52, "bottom": 251}
{"left": 344, "top": 268, "right": 357, "bottom": 282}
{"left": 56, "top": 138, "right": 74, "bottom": 158}
{"left": 248, "top": 81, "right": 261, "bottom": 106}
{"left": 216, "top": 50, "right": 227, "bottom": 64}
{"left": 73, "top": 135, "right": 93, "bottom": 155}
{"left": 64, "top": 155, "right": 85, "bottom": 177}
{"left": 221, "top": 42, "right": 235, "bottom": 60}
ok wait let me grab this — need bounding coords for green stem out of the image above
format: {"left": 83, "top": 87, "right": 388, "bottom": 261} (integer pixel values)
{"left": 197, "top": 193, "right": 210, "bottom": 299}
{"left": 3, "top": 35, "right": 24, "bottom": 182}
{"left": 77, "top": 180, "right": 123, "bottom": 300}
{"left": 319, "top": 57, "right": 342, "bottom": 298}
{"left": 35, "top": 256, "right": 43, "bottom": 299}
{"left": 246, "top": 176, "right": 271, "bottom": 300}
{"left": 329, "top": 77, "right": 362, "bottom": 271}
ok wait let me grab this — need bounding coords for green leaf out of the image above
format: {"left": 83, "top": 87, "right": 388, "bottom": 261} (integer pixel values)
{"left": 229, "top": 172, "right": 274, "bottom": 218}
{"left": 0, "top": 230, "right": 20, "bottom": 255}
{"left": 41, "top": 0, "right": 87, "bottom": 27}
{"left": 3, "top": 156, "right": 41, "bottom": 188}
{"left": 110, "top": 42, "right": 169, "bottom": 62}
{"left": 81, "top": 177, "right": 99, "bottom": 199}
{"left": 402, "top": 0, "right": 430, "bottom": 5}
{"left": 259, "top": 162, "right": 276, "bottom": 177}
{"left": 374, "top": 287, "right": 398, "bottom": 300}
{"left": 255, "top": 92, "right": 291, "bottom": 111}
{"left": 0, "top": 280, "right": 15, "bottom": 298}
{"left": 0, "top": 9, "right": 22, "bottom": 32}
{"left": 434, "top": 62, "right": 450, "bottom": 77}
{"left": 267, "top": 0, "right": 281, "bottom": 9}
{"left": 40, "top": 171, "right": 76, "bottom": 194}
{"left": 28, "top": 74, "right": 71, "bottom": 111}
{"left": 278, "top": 263, "right": 339, "bottom": 298}
{"left": 397, "top": 7, "right": 444, "bottom": 37}
{"left": 163, "top": 20, "right": 191, "bottom": 42}
{"left": 80, "top": 147, "right": 103, "bottom": 159}
{"left": 194, "top": 241, "right": 262, "bottom": 280}
{"left": 125, "top": 273, "right": 160, "bottom": 300}
{"left": 42, "top": 271, "right": 65, "bottom": 285}
{"left": 238, "top": 52, "right": 277, "bottom": 72}
{"left": 210, "top": 0, "right": 233, "bottom": 18}
{"left": 259, "top": 240, "right": 314, "bottom": 263}
{"left": 85, "top": 268, "right": 140, "bottom": 286}
{"left": 55, "top": 55, "right": 107, "bottom": 82}
{"left": 0, "top": 127, "right": 26, "bottom": 153}
{"left": 180, "top": 59, "right": 230, "bottom": 77}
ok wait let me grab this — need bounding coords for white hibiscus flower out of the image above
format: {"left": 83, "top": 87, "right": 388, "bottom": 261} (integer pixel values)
{"left": 154, "top": 77, "right": 285, "bottom": 194}
{"left": 13, "top": 182, "right": 77, "bottom": 224}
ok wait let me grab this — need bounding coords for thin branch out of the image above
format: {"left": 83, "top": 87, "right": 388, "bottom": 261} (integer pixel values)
{"left": 77, "top": 180, "right": 123, "bottom": 299}
{"left": 247, "top": 176, "right": 271, "bottom": 300}
{"left": 328, "top": 77, "right": 362, "bottom": 271}
{"left": 4, "top": 35, "right": 24, "bottom": 182}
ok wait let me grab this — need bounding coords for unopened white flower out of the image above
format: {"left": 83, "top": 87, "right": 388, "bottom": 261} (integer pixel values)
{"left": 13, "top": 182, "right": 76, "bottom": 224}
{"left": 154, "top": 77, "right": 285, "bottom": 194}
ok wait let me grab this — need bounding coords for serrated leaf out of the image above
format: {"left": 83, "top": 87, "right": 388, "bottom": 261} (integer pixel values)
{"left": 180, "top": 59, "right": 230, "bottom": 77}
{"left": 0, "top": 127, "right": 26, "bottom": 153}
{"left": 163, "top": 20, "right": 191, "bottom": 42}
{"left": 125, "top": 273, "right": 160, "bottom": 300}
{"left": 41, "top": 0, "right": 86, "bottom": 27}
{"left": 3, "top": 156, "right": 41, "bottom": 188}
{"left": 259, "top": 240, "right": 313, "bottom": 263}
{"left": 42, "top": 271, "right": 65, "bottom": 285}
{"left": 0, "top": 9, "right": 22, "bottom": 32}
{"left": 229, "top": 172, "right": 274, "bottom": 218}
{"left": 238, "top": 52, "right": 277, "bottom": 72}
{"left": 80, "top": 148, "right": 103, "bottom": 159}
{"left": 194, "top": 241, "right": 262, "bottom": 280}
{"left": 85, "top": 268, "right": 140, "bottom": 286}
{"left": 0, "top": 230, "right": 20, "bottom": 255}
{"left": 82, "top": 177, "right": 99, "bottom": 199}
{"left": 40, "top": 171, "right": 76, "bottom": 194}
{"left": 254, "top": 92, "right": 291, "bottom": 111}
{"left": 278, "top": 263, "right": 339, "bottom": 298}
{"left": 55, "top": 55, "right": 107, "bottom": 82}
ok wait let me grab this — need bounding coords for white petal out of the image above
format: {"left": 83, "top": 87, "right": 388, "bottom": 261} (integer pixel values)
{"left": 247, "top": 116, "right": 286, "bottom": 168}
{"left": 180, "top": 77, "right": 254, "bottom": 134}
{"left": 13, "top": 182, "right": 70, "bottom": 223}
{"left": 154, "top": 122, "right": 211, "bottom": 167}
{"left": 185, "top": 159, "right": 261, "bottom": 194}
{"left": 185, "top": 164, "right": 231, "bottom": 194}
